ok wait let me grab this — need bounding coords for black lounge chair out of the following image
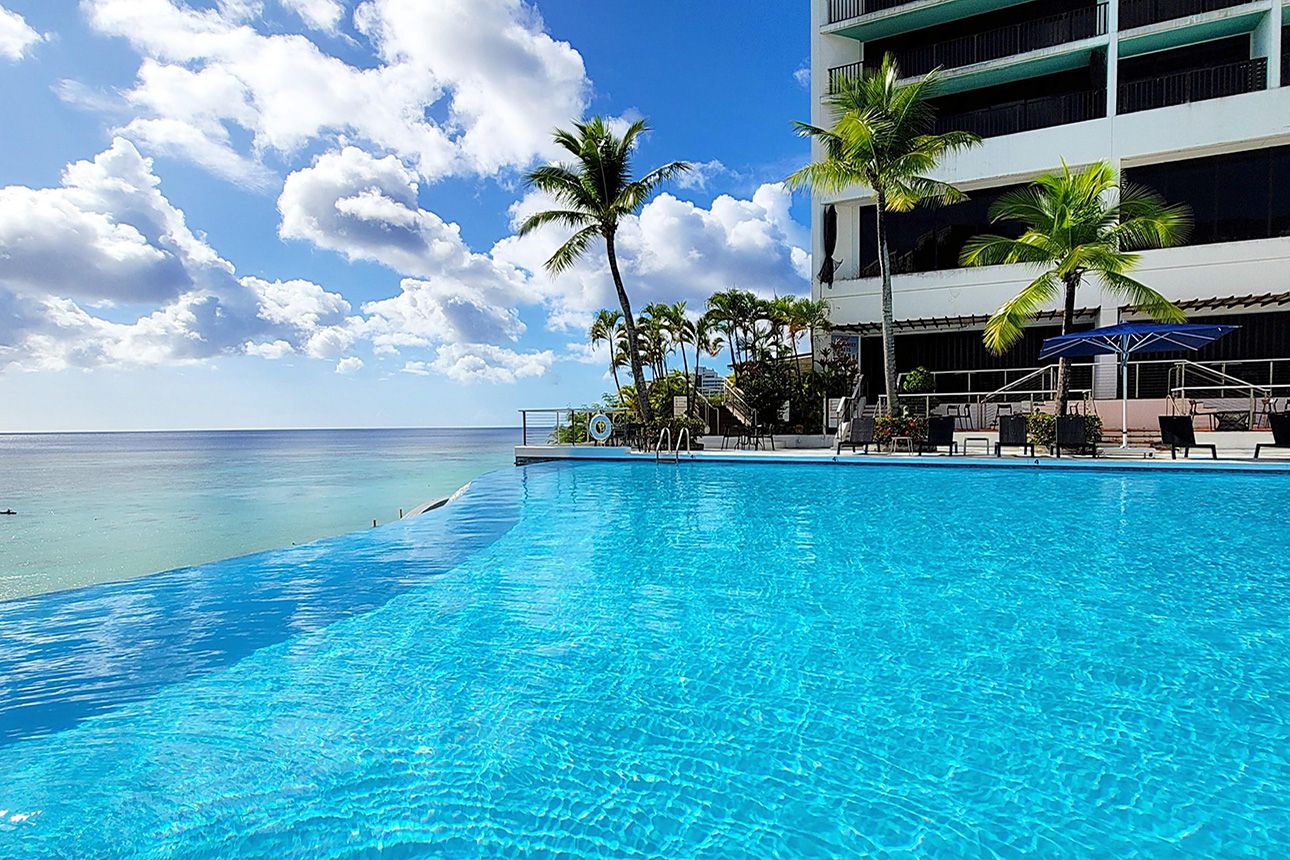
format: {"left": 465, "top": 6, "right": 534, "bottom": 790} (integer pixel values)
{"left": 1158, "top": 415, "right": 1216, "bottom": 460}
{"left": 919, "top": 416, "right": 958, "bottom": 455}
{"left": 995, "top": 414, "right": 1034, "bottom": 457}
{"left": 1255, "top": 412, "right": 1290, "bottom": 459}
{"left": 1052, "top": 415, "right": 1096, "bottom": 458}
{"left": 836, "top": 416, "right": 875, "bottom": 454}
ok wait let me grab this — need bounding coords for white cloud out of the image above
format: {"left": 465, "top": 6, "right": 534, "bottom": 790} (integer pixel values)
{"left": 673, "top": 159, "right": 730, "bottom": 191}
{"left": 429, "top": 342, "right": 553, "bottom": 384}
{"left": 360, "top": 279, "right": 525, "bottom": 352}
{"left": 0, "top": 5, "right": 43, "bottom": 62}
{"left": 335, "top": 355, "right": 363, "bottom": 374}
{"left": 793, "top": 63, "right": 811, "bottom": 89}
{"left": 278, "top": 147, "right": 526, "bottom": 299}
{"left": 81, "top": 0, "right": 590, "bottom": 184}
{"left": 244, "top": 338, "right": 294, "bottom": 358}
{"left": 280, "top": 0, "right": 345, "bottom": 32}
{"left": 493, "top": 182, "right": 811, "bottom": 332}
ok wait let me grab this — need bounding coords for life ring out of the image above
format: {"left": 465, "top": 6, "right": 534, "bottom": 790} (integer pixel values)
{"left": 587, "top": 413, "right": 613, "bottom": 442}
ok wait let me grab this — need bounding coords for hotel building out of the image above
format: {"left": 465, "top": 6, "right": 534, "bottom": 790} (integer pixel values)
{"left": 810, "top": 0, "right": 1290, "bottom": 425}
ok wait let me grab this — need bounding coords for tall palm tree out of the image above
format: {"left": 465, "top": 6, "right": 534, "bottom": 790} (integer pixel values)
{"left": 693, "top": 311, "right": 725, "bottom": 395}
{"left": 961, "top": 161, "right": 1190, "bottom": 415}
{"left": 589, "top": 309, "right": 624, "bottom": 399}
{"left": 705, "top": 289, "right": 756, "bottom": 374}
{"left": 663, "top": 301, "right": 695, "bottom": 407}
{"left": 520, "top": 117, "right": 691, "bottom": 422}
{"left": 787, "top": 54, "right": 980, "bottom": 413}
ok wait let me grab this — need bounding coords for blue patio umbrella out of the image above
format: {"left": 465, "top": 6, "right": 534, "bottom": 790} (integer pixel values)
{"left": 1039, "top": 322, "right": 1237, "bottom": 448}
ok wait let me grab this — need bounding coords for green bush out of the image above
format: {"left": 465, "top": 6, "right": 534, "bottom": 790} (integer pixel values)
{"left": 873, "top": 414, "right": 928, "bottom": 445}
{"left": 901, "top": 366, "right": 934, "bottom": 394}
{"left": 1027, "top": 412, "right": 1103, "bottom": 448}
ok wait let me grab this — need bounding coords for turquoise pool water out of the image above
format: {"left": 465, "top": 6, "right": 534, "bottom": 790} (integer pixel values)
{"left": 1, "top": 461, "right": 1287, "bottom": 856}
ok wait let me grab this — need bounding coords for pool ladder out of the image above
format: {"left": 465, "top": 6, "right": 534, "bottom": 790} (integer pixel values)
{"left": 654, "top": 427, "right": 690, "bottom": 462}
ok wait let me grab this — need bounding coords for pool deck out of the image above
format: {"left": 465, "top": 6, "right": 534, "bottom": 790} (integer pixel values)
{"left": 516, "top": 430, "right": 1290, "bottom": 473}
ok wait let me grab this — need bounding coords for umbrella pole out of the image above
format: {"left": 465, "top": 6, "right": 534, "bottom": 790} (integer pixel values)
{"left": 1121, "top": 344, "right": 1129, "bottom": 449}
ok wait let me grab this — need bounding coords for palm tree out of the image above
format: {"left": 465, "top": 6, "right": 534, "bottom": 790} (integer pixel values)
{"left": 589, "top": 309, "right": 624, "bottom": 398}
{"left": 663, "top": 301, "right": 695, "bottom": 408}
{"left": 787, "top": 55, "right": 980, "bottom": 413}
{"left": 520, "top": 117, "right": 691, "bottom": 422}
{"left": 961, "top": 161, "right": 1190, "bottom": 415}
{"left": 789, "top": 298, "right": 833, "bottom": 374}
{"left": 693, "top": 311, "right": 725, "bottom": 396}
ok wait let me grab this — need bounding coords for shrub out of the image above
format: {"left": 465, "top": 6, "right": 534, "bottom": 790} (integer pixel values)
{"left": 901, "top": 366, "right": 935, "bottom": 394}
{"left": 873, "top": 414, "right": 928, "bottom": 445}
{"left": 1027, "top": 412, "right": 1103, "bottom": 448}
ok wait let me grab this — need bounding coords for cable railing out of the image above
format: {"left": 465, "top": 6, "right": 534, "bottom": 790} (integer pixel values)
{"left": 935, "top": 88, "right": 1106, "bottom": 138}
{"left": 891, "top": 3, "right": 1108, "bottom": 78}
{"left": 827, "top": 0, "right": 919, "bottom": 25}
{"left": 1118, "top": 57, "right": 1267, "bottom": 114}
{"left": 1119, "top": 0, "right": 1256, "bottom": 31}
{"left": 518, "top": 407, "right": 630, "bottom": 446}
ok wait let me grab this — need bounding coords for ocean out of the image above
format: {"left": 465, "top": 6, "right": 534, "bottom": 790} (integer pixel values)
{"left": 0, "top": 428, "right": 518, "bottom": 601}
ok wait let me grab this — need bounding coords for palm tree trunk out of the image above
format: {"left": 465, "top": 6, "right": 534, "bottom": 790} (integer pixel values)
{"left": 874, "top": 193, "right": 900, "bottom": 414}
{"left": 1055, "top": 273, "right": 1080, "bottom": 416}
{"left": 605, "top": 232, "right": 653, "bottom": 423}
{"left": 610, "top": 363, "right": 621, "bottom": 400}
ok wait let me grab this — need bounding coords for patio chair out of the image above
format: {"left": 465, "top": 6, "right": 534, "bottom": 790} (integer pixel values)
{"left": 1158, "top": 415, "right": 1217, "bottom": 460}
{"left": 720, "top": 421, "right": 749, "bottom": 450}
{"left": 995, "top": 414, "right": 1034, "bottom": 457}
{"left": 918, "top": 416, "right": 958, "bottom": 455}
{"left": 1255, "top": 412, "right": 1290, "bottom": 459}
{"left": 836, "top": 416, "right": 875, "bottom": 454}
{"left": 1052, "top": 415, "right": 1096, "bottom": 458}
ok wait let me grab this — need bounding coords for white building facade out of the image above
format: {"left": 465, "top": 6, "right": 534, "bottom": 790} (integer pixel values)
{"left": 811, "top": 0, "right": 1290, "bottom": 424}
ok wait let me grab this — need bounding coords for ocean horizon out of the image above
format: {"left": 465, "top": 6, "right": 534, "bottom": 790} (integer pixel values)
{"left": 0, "top": 427, "right": 519, "bottom": 602}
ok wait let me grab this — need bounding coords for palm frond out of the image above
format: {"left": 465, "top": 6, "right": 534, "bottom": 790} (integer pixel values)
{"left": 544, "top": 224, "right": 601, "bottom": 275}
{"left": 1099, "top": 271, "right": 1186, "bottom": 323}
{"left": 983, "top": 272, "right": 1062, "bottom": 354}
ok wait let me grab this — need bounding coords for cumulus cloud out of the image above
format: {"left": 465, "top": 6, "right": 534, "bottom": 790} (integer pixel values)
{"left": 278, "top": 147, "right": 526, "bottom": 300}
{"left": 79, "top": 0, "right": 589, "bottom": 184}
{"left": 494, "top": 182, "right": 811, "bottom": 331}
{"left": 0, "top": 5, "right": 43, "bottom": 62}
{"left": 0, "top": 138, "right": 355, "bottom": 371}
{"left": 428, "top": 342, "right": 554, "bottom": 384}
{"left": 335, "top": 355, "right": 363, "bottom": 374}
{"left": 280, "top": 0, "right": 345, "bottom": 32}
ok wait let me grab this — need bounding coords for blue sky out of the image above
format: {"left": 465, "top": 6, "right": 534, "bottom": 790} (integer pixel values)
{"left": 0, "top": 1, "right": 811, "bottom": 431}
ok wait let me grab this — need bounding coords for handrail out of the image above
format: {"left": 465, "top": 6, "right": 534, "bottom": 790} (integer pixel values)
{"left": 655, "top": 427, "right": 672, "bottom": 461}
{"left": 1119, "top": 57, "right": 1267, "bottom": 114}
{"left": 677, "top": 427, "right": 691, "bottom": 454}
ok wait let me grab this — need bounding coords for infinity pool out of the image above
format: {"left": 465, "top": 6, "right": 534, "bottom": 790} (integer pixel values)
{"left": 1, "top": 461, "right": 1287, "bottom": 856}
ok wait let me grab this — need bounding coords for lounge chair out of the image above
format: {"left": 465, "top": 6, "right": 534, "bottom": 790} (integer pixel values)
{"left": 1158, "top": 415, "right": 1217, "bottom": 459}
{"left": 1052, "top": 415, "right": 1096, "bottom": 458}
{"left": 836, "top": 416, "right": 875, "bottom": 454}
{"left": 1255, "top": 412, "right": 1290, "bottom": 459}
{"left": 995, "top": 414, "right": 1034, "bottom": 457}
{"left": 919, "top": 416, "right": 958, "bottom": 455}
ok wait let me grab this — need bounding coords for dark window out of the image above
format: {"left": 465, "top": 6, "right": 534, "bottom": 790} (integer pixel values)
{"left": 856, "top": 184, "right": 1028, "bottom": 277}
{"left": 1125, "top": 145, "right": 1290, "bottom": 247}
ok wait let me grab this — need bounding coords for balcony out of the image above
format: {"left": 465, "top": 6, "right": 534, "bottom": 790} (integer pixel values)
{"left": 1119, "top": 0, "right": 1256, "bottom": 31}
{"left": 1118, "top": 57, "right": 1267, "bottom": 113}
{"left": 935, "top": 89, "right": 1106, "bottom": 138}
{"left": 827, "top": 0, "right": 920, "bottom": 26}
{"left": 886, "top": 3, "right": 1108, "bottom": 78}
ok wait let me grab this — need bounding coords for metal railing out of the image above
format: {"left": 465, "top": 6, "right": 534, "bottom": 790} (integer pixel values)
{"left": 1118, "top": 57, "right": 1267, "bottom": 114}
{"left": 1120, "top": 0, "right": 1255, "bottom": 31}
{"left": 827, "top": 61, "right": 864, "bottom": 95}
{"left": 936, "top": 88, "right": 1106, "bottom": 138}
{"left": 893, "top": 3, "right": 1108, "bottom": 77}
{"left": 827, "top": 0, "right": 919, "bottom": 25}
{"left": 519, "top": 407, "right": 629, "bottom": 446}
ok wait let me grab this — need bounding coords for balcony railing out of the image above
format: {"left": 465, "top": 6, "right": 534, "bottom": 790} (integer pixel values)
{"left": 889, "top": 3, "right": 1108, "bottom": 77}
{"left": 828, "top": 61, "right": 864, "bottom": 94}
{"left": 1118, "top": 57, "right": 1267, "bottom": 113}
{"left": 1119, "top": 0, "right": 1255, "bottom": 31}
{"left": 935, "top": 89, "right": 1106, "bottom": 138}
{"left": 827, "top": 0, "right": 920, "bottom": 25}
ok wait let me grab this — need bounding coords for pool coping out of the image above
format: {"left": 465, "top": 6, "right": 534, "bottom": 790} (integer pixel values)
{"left": 514, "top": 445, "right": 1290, "bottom": 475}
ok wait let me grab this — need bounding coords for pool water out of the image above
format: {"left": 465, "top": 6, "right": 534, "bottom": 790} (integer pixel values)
{"left": 1, "top": 461, "right": 1287, "bottom": 856}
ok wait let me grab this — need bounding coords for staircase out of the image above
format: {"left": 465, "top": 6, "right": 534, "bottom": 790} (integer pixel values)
{"left": 722, "top": 378, "right": 755, "bottom": 427}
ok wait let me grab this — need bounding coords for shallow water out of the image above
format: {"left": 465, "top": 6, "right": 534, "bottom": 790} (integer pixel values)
{"left": 0, "top": 428, "right": 516, "bottom": 600}
{"left": 1, "top": 461, "right": 1288, "bottom": 856}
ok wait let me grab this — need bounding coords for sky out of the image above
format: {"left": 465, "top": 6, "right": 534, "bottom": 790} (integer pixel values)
{"left": 0, "top": 0, "right": 812, "bottom": 431}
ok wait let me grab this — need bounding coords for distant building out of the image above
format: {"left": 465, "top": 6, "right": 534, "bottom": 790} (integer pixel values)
{"left": 811, "top": 0, "right": 1290, "bottom": 413}
{"left": 695, "top": 366, "right": 725, "bottom": 397}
